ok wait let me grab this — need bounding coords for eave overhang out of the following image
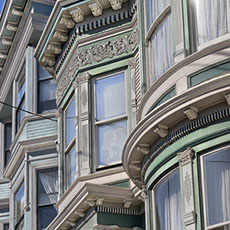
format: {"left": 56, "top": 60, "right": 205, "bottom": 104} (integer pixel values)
{"left": 35, "top": 0, "right": 131, "bottom": 76}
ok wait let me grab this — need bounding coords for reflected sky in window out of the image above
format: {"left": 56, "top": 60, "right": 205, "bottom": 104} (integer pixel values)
{"left": 0, "top": 0, "right": 5, "bottom": 16}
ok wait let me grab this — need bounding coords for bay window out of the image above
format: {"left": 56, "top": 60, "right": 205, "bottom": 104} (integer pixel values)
{"left": 15, "top": 181, "right": 24, "bottom": 229}
{"left": 202, "top": 147, "right": 230, "bottom": 229}
{"left": 37, "top": 63, "right": 57, "bottom": 113}
{"left": 37, "top": 168, "right": 58, "bottom": 230}
{"left": 146, "top": 0, "right": 174, "bottom": 83}
{"left": 195, "top": 0, "right": 230, "bottom": 46}
{"left": 94, "top": 72, "right": 127, "bottom": 167}
{"left": 153, "top": 169, "right": 182, "bottom": 230}
{"left": 64, "top": 97, "right": 76, "bottom": 187}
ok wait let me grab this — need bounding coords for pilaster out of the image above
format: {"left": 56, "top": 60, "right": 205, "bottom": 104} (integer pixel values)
{"left": 177, "top": 148, "right": 196, "bottom": 230}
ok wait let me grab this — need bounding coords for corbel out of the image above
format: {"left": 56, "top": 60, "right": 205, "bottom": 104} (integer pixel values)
{"left": 41, "top": 55, "right": 56, "bottom": 67}
{"left": 47, "top": 42, "right": 62, "bottom": 54}
{"left": 12, "top": 8, "right": 24, "bottom": 16}
{"left": 69, "top": 7, "right": 84, "bottom": 23}
{"left": 85, "top": 198, "right": 96, "bottom": 207}
{"left": 109, "top": 0, "right": 122, "bottom": 10}
{"left": 96, "top": 197, "right": 104, "bottom": 206}
{"left": 137, "top": 144, "right": 150, "bottom": 155}
{"left": 154, "top": 124, "right": 168, "bottom": 138}
{"left": 184, "top": 106, "right": 198, "bottom": 120}
{"left": 6, "top": 24, "right": 17, "bottom": 31}
{"left": 67, "top": 220, "right": 76, "bottom": 227}
{"left": 123, "top": 199, "right": 132, "bottom": 208}
{"left": 53, "top": 30, "right": 68, "bottom": 42}
{"left": 129, "top": 161, "right": 141, "bottom": 172}
{"left": 60, "top": 15, "right": 75, "bottom": 29}
{"left": 74, "top": 209, "right": 85, "bottom": 217}
{"left": 2, "top": 39, "right": 12, "bottom": 46}
{"left": 224, "top": 92, "right": 230, "bottom": 105}
{"left": 177, "top": 147, "right": 194, "bottom": 166}
{"left": 88, "top": 1, "right": 103, "bottom": 17}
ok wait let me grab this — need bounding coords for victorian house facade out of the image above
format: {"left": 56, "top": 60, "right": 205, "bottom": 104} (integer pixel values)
{"left": 1, "top": 0, "right": 230, "bottom": 230}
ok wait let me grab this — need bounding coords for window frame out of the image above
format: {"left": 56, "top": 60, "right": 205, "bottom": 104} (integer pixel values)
{"left": 91, "top": 70, "right": 129, "bottom": 169}
{"left": 151, "top": 167, "right": 182, "bottom": 230}
{"left": 37, "top": 62, "right": 57, "bottom": 114}
{"left": 200, "top": 145, "right": 230, "bottom": 229}
{"left": 14, "top": 180, "right": 24, "bottom": 229}
{"left": 36, "top": 167, "right": 58, "bottom": 230}
{"left": 63, "top": 96, "right": 77, "bottom": 188}
{"left": 144, "top": 1, "right": 174, "bottom": 86}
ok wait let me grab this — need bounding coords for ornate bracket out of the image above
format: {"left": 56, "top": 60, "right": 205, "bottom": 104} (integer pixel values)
{"left": 184, "top": 106, "right": 198, "bottom": 120}
{"left": 53, "top": 30, "right": 68, "bottom": 42}
{"left": 88, "top": 1, "right": 103, "bottom": 16}
{"left": 60, "top": 15, "right": 75, "bottom": 29}
{"left": 109, "top": 0, "right": 122, "bottom": 10}
{"left": 177, "top": 147, "right": 194, "bottom": 166}
{"left": 154, "top": 124, "right": 168, "bottom": 138}
{"left": 70, "top": 7, "right": 84, "bottom": 23}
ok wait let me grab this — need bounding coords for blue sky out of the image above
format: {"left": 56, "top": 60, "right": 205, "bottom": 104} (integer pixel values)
{"left": 0, "top": 0, "right": 5, "bottom": 16}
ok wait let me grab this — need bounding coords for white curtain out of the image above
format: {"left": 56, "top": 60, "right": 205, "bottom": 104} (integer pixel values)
{"left": 196, "top": 0, "right": 229, "bottom": 45}
{"left": 205, "top": 149, "right": 230, "bottom": 228}
{"left": 153, "top": 14, "right": 174, "bottom": 80}
{"left": 155, "top": 170, "right": 182, "bottom": 230}
{"left": 39, "top": 170, "right": 58, "bottom": 204}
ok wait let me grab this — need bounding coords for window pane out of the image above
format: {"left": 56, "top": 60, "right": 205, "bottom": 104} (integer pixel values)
{"left": 153, "top": 14, "right": 174, "bottom": 80}
{"left": 15, "top": 182, "right": 24, "bottom": 222}
{"left": 37, "top": 205, "right": 57, "bottom": 230}
{"left": 38, "top": 79, "right": 57, "bottom": 113}
{"left": 4, "top": 123, "right": 12, "bottom": 166}
{"left": 3, "top": 223, "right": 9, "bottom": 230}
{"left": 195, "top": 0, "right": 229, "bottom": 45}
{"left": 37, "top": 168, "right": 58, "bottom": 206}
{"left": 96, "top": 73, "right": 126, "bottom": 121}
{"left": 17, "top": 81, "right": 25, "bottom": 106}
{"left": 66, "top": 144, "right": 76, "bottom": 187}
{"left": 204, "top": 148, "right": 230, "bottom": 226}
{"left": 147, "top": 0, "right": 170, "bottom": 29}
{"left": 65, "top": 98, "right": 75, "bottom": 147}
{"left": 38, "top": 63, "right": 51, "bottom": 80}
{"left": 155, "top": 169, "right": 182, "bottom": 230}
{"left": 98, "top": 119, "right": 127, "bottom": 166}
{"left": 16, "top": 100, "right": 25, "bottom": 131}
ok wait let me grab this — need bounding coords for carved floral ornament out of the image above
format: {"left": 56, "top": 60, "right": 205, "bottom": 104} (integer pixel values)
{"left": 177, "top": 147, "right": 194, "bottom": 166}
{"left": 56, "top": 30, "right": 138, "bottom": 104}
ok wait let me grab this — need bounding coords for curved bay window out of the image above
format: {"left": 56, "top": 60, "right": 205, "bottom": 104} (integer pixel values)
{"left": 15, "top": 181, "right": 24, "bottom": 229}
{"left": 202, "top": 147, "right": 230, "bottom": 229}
{"left": 194, "top": 0, "right": 230, "bottom": 46}
{"left": 153, "top": 169, "right": 182, "bottom": 230}
{"left": 146, "top": 0, "right": 174, "bottom": 84}
{"left": 64, "top": 97, "right": 76, "bottom": 188}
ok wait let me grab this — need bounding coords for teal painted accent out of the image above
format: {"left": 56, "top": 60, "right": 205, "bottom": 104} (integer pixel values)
{"left": 80, "top": 212, "right": 97, "bottom": 230}
{"left": 181, "top": 0, "right": 191, "bottom": 56}
{"left": 108, "top": 180, "right": 130, "bottom": 188}
{"left": 32, "top": 2, "right": 53, "bottom": 16}
{"left": 144, "top": 120, "right": 230, "bottom": 183}
{"left": 27, "top": 118, "right": 57, "bottom": 139}
{"left": 189, "top": 61, "right": 230, "bottom": 87}
{"left": 0, "top": 182, "right": 9, "bottom": 199}
{"left": 98, "top": 213, "right": 143, "bottom": 228}
{"left": 147, "top": 86, "right": 176, "bottom": 113}
{"left": 147, "top": 156, "right": 178, "bottom": 189}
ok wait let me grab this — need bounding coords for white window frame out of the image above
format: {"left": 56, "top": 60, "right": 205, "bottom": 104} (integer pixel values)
{"left": 63, "top": 96, "right": 77, "bottom": 188}
{"left": 200, "top": 145, "right": 230, "bottom": 230}
{"left": 92, "top": 70, "right": 129, "bottom": 169}
{"left": 151, "top": 167, "right": 182, "bottom": 230}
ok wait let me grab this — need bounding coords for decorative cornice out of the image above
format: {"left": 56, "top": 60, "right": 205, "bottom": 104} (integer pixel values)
{"left": 177, "top": 148, "right": 194, "bottom": 166}
{"left": 142, "top": 107, "right": 230, "bottom": 183}
{"left": 53, "top": 30, "right": 68, "bottom": 42}
{"left": 56, "top": 29, "right": 138, "bottom": 104}
{"left": 88, "top": 1, "right": 103, "bottom": 17}
{"left": 69, "top": 8, "right": 84, "bottom": 23}
{"left": 47, "top": 43, "right": 62, "bottom": 54}
{"left": 109, "top": 0, "right": 123, "bottom": 10}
